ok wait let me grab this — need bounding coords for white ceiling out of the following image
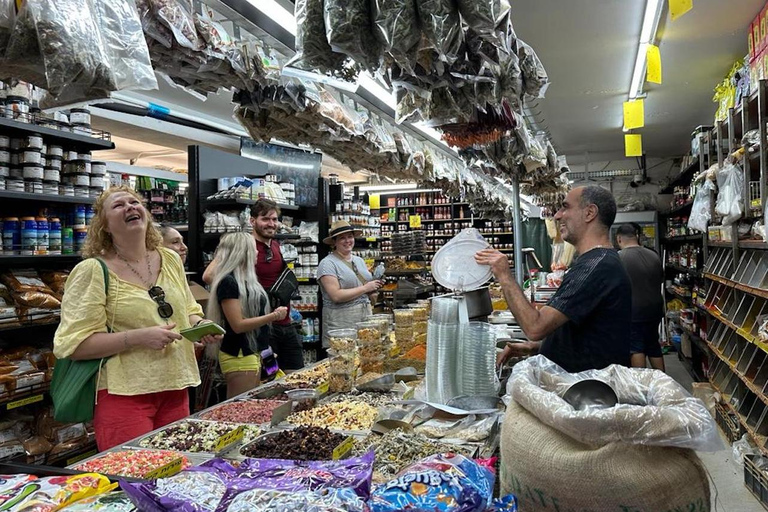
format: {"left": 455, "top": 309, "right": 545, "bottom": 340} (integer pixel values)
{"left": 512, "top": 0, "right": 763, "bottom": 163}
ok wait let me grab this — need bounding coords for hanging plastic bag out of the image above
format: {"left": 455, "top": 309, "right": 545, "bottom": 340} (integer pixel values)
{"left": 289, "top": 0, "right": 348, "bottom": 76}
{"left": 0, "top": 0, "right": 13, "bottom": 53}
{"left": 687, "top": 178, "right": 715, "bottom": 233}
{"left": 153, "top": 0, "right": 202, "bottom": 51}
{"left": 456, "top": 0, "right": 501, "bottom": 40}
{"left": 715, "top": 161, "right": 744, "bottom": 225}
{"left": 371, "top": 0, "right": 421, "bottom": 56}
{"left": 415, "top": 0, "right": 462, "bottom": 64}
{"left": 324, "top": 0, "right": 380, "bottom": 71}
{"left": 516, "top": 39, "right": 549, "bottom": 99}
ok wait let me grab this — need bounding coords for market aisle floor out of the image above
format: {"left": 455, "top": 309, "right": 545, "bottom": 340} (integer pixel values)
{"left": 665, "top": 354, "right": 764, "bottom": 512}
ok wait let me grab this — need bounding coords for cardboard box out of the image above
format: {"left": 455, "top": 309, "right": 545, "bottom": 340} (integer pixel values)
{"left": 189, "top": 281, "right": 210, "bottom": 311}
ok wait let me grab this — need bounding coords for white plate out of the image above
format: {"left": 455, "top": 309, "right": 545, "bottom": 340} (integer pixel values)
{"left": 431, "top": 238, "right": 492, "bottom": 291}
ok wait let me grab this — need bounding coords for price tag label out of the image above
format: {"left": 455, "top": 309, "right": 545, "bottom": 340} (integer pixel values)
{"left": 752, "top": 199, "right": 762, "bottom": 208}
{"left": 214, "top": 425, "right": 244, "bottom": 452}
{"left": 144, "top": 457, "right": 185, "bottom": 480}
{"left": 315, "top": 381, "right": 330, "bottom": 395}
{"left": 389, "top": 346, "right": 400, "bottom": 358}
{"left": 409, "top": 215, "right": 422, "bottom": 228}
{"left": 369, "top": 194, "right": 380, "bottom": 210}
{"left": 297, "top": 277, "right": 309, "bottom": 282}
{"left": 403, "top": 388, "right": 415, "bottom": 400}
{"left": 7, "top": 394, "right": 43, "bottom": 410}
{"left": 332, "top": 437, "right": 355, "bottom": 460}
{"left": 66, "top": 449, "right": 98, "bottom": 466}
{"left": 366, "top": 237, "right": 377, "bottom": 242}
{"left": 287, "top": 262, "right": 295, "bottom": 270}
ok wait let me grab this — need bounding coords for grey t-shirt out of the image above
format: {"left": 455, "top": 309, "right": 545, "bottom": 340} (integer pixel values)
{"left": 317, "top": 253, "right": 373, "bottom": 309}
{"left": 618, "top": 245, "right": 664, "bottom": 322}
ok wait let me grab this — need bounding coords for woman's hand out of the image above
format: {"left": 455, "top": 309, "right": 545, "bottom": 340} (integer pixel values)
{"left": 363, "top": 280, "right": 383, "bottom": 294}
{"left": 195, "top": 319, "right": 223, "bottom": 345}
{"left": 271, "top": 306, "right": 288, "bottom": 322}
{"left": 139, "top": 323, "right": 183, "bottom": 350}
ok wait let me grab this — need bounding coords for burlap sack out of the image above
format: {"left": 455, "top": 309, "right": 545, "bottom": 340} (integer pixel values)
{"left": 500, "top": 399, "right": 711, "bottom": 511}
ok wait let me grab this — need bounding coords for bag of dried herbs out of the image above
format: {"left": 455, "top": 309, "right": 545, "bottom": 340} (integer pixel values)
{"left": 92, "top": 0, "right": 157, "bottom": 92}
{"left": 25, "top": 0, "right": 116, "bottom": 100}
{"left": 415, "top": 0, "right": 462, "bottom": 64}
{"left": 289, "top": 0, "right": 350, "bottom": 78}
{"left": 371, "top": 0, "right": 421, "bottom": 56}
{"left": 153, "top": 0, "right": 202, "bottom": 51}
{"left": 516, "top": 39, "right": 549, "bottom": 99}
{"left": 324, "top": 0, "right": 380, "bottom": 71}
{"left": 0, "top": 0, "right": 13, "bottom": 54}
{"left": 2, "top": 1, "right": 46, "bottom": 86}
{"left": 135, "top": 0, "right": 174, "bottom": 49}
{"left": 456, "top": 0, "right": 501, "bottom": 40}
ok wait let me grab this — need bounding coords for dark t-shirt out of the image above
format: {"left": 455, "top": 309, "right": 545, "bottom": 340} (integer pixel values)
{"left": 618, "top": 245, "right": 664, "bottom": 322}
{"left": 217, "top": 273, "right": 270, "bottom": 356}
{"left": 539, "top": 248, "right": 632, "bottom": 373}
{"left": 255, "top": 238, "right": 290, "bottom": 326}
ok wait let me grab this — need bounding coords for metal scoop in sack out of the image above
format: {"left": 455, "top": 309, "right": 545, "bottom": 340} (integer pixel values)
{"left": 562, "top": 379, "right": 618, "bottom": 411}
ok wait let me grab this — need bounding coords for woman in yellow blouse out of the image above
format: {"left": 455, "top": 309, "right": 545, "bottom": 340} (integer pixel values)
{"left": 54, "top": 186, "right": 220, "bottom": 450}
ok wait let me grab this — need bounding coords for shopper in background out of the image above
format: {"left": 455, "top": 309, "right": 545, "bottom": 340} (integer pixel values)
{"left": 203, "top": 199, "right": 304, "bottom": 371}
{"left": 476, "top": 186, "right": 632, "bottom": 373}
{"left": 205, "top": 232, "right": 288, "bottom": 398}
{"left": 616, "top": 223, "right": 666, "bottom": 372}
{"left": 317, "top": 220, "right": 383, "bottom": 347}
{"left": 159, "top": 225, "right": 188, "bottom": 264}
{"left": 53, "top": 186, "right": 221, "bottom": 450}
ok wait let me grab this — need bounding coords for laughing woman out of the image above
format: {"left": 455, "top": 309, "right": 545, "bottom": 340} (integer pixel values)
{"left": 317, "top": 221, "right": 383, "bottom": 347}
{"left": 53, "top": 186, "right": 221, "bottom": 450}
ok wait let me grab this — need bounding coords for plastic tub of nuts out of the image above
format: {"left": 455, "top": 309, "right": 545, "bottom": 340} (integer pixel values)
{"left": 327, "top": 329, "right": 357, "bottom": 353}
{"left": 329, "top": 372, "right": 355, "bottom": 393}
{"left": 407, "top": 304, "right": 429, "bottom": 322}
{"left": 360, "top": 355, "right": 385, "bottom": 374}
{"left": 369, "top": 314, "right": 393, "bottom": 334}
{"left": 356, "top": 321, "right": 383, "bottom": 347}
{"left": 393, "top": 308, "right": 415, "bottom": 326}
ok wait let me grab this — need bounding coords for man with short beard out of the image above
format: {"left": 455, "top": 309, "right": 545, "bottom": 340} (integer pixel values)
{"left": 476, "top": 186, "right": 631, "bottom": 373}
{"left": 204, "top": 199, "right": 304, "bottom": 371}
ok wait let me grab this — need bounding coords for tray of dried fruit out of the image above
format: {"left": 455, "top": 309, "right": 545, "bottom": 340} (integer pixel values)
{"left": 123, "top": 419, "right": 256, "bottom": 459}
{"left": 278, "top": 398, "right": 381, "bottom": 437}
{"left": 232, "top": 425, "right": 366, "bottom": 463}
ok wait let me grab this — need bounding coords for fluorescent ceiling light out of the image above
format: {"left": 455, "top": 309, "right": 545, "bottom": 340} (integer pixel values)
{"left": 629, "top": 0, "right": 663, "bottom": 100}
{"left": 247, "top": 0, "right": 296, "bottom": 36}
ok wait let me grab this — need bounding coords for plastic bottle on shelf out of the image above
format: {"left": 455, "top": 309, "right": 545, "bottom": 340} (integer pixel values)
{"left": 20, "top": 217, "right": 36, "bottom": 255}
{"left": 49, "top": 218, "right": 61, "bottom": 255}
{"left": 35, "top": 216, "right": 48, "bottom": 255}
{"left": 3, "top": 217, "right": 19, "bottom": 255}
{"left": 62, "top": 227, "right": 74, "bottom": 255}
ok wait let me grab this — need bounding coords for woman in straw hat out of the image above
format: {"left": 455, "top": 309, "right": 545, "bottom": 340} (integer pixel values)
{"left": 317, "top": 221, "right": 383, "bottom": 347}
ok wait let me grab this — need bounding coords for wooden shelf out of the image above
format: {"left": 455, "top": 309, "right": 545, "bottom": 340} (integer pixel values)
{"left": 708, "top": 241, "right": 733, "bottom": 247}
{"left": 740, "top": 240, "right": 768, "bottom": 250}
{"left": 0, "top": 255, "right": 83, "bottom": 266}
{"left": 703, "top": 272, "right": 768, "bottom": 302}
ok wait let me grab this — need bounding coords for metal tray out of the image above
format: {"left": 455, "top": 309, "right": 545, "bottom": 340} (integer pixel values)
{"left": 66, "top": 446, "right": 211, "bottom": 478}
{"left": 124, "top": 419, "right": 246, "bottom": 458}
{"left": 234, "top": 428, "right": 367, "bottom": 462}
{"left": 193, "top": 398, "right": 293, "bottom": 427}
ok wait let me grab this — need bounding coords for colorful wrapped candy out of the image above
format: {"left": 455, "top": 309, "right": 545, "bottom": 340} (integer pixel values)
{"left": 368, "top": 453, "right": 494, "bottom": 512}
{"left": 74, "top": 450, "right": 190, "bottom": 479}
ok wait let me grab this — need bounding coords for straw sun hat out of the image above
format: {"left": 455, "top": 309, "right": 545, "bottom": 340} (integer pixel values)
{"left": 323, "top": 220, "right": 363, "bottom": 245}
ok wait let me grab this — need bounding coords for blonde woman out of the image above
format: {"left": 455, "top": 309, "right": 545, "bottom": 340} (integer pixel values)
{"left": 53, "top": 186, "right": 221, "bottom": 450}
{"left": 206, "top": 233, "right": 287, "bottom": 398}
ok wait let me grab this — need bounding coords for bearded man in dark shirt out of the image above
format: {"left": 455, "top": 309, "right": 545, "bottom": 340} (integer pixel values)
{"left": 475, "top": 186, "right": 632, "bottom": 373}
